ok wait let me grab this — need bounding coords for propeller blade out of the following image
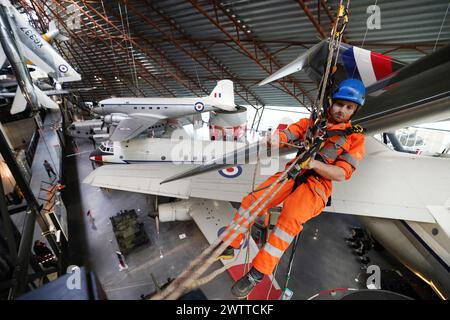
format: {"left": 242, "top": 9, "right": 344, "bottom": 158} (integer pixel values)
{"left": 258, "top": 40, "right": 326, "bottom": 86}
{"left": 160, "top": 140, "right": 269, "bottom": 184}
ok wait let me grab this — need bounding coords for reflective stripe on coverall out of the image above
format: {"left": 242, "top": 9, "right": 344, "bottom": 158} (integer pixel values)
{"left": 225, "top": 118, "right": 365, "bottom": 275}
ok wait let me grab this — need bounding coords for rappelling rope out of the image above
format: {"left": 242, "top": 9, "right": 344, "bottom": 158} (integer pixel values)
{"left": 151, "top": 0, "right": 350, "bottom": 301}
{"left": 152, "top": 137, "right": 325, "bottom": 300}
{"left": 150, "top": 152, "right": 304, "bottom": 300}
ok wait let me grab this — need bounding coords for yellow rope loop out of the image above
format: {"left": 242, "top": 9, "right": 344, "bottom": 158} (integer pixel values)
{"left": 334, "top": 3, "right": 350, "bottom": 38}
{"left": 352, "top": 124, "right": 365, "bottom": 133}
{"left": 303, "top": 139, "right": 311, "bottom": 150}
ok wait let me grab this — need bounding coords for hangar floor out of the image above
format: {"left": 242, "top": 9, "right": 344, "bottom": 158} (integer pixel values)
{"left": 21, "top": 110, "right": 438, "bottom": 300}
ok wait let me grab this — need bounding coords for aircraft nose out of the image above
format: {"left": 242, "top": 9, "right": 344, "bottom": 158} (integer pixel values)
{"left": 92, "top": 106, "right": 103, "bottom": 115}
{"left": 89, "top": 149, "right": 105, "bottom": 162}
{"left": 92, "top": 101, "right": 108, "bottom": 114}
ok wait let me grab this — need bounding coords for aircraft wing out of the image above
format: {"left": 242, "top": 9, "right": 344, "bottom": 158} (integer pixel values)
{"left": 83, "top": 160, "right": 275, "bottom": 202}
{"left": 20, "top": 44, "right": 55, "bottom": 76}
{"left": 9, "top": 2, "right": 81, "bottom": 83}
{"left": 109, "top": 116, "right": 162, "bottom": 142}
{"left": 8, "top": 85, "right": 59, "bottom": 114}
{"left": 0, "top": 88, "right": 95, "bottom": 97}
{"left": 83, "top": 137, "right": 450, "bottom": 235}
{"left": 0, "top": 44, "right": 5, "bottom": 68}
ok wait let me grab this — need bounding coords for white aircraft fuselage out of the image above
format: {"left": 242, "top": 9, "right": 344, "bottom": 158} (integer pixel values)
{"left": 90, "top": 136, "right": 247, "bottom": 164}
{"left": 91, "top": 80, "right": 236, "bottom": 142}
{"left": 96, "top": 96, "right": 222, "bottom": 118}
{"left": 0, "top": 0, "right": 80, "bottom": 83}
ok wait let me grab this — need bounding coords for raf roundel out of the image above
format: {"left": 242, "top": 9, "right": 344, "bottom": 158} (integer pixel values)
{"left": 194, "top": 101, "right": 204, "bottom": 112}
{"left": 218, "top": 166, "right": 242, "bottom": 178}
{"left": 58, "top": 64, "right": 68, "bottom": 73}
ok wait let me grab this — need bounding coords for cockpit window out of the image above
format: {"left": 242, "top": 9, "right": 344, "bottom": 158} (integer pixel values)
{"left": 100, "top": 142, "right": 114, "bottom": 153}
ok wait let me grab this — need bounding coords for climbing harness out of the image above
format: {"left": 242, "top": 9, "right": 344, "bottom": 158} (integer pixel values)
{"left": 151, "top": 0, "right": 352, "bottom": 301}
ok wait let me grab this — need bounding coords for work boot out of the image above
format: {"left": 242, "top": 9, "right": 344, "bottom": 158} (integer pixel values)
{"left": 231, "top": 267, "right": 263, "bottom": 299}
{"left": 217, "top": 246, "right": 235, "bottom": 260}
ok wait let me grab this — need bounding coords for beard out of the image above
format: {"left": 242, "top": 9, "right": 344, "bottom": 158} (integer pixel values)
{"left": 331, "top": 111, "right": 346, "bottom": 123}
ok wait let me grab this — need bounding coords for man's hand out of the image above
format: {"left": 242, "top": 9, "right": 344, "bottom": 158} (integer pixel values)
{"left": 304, "top": 159, "right": 319, "bottom": 170}
{"left": 304, "top": 159, "right": 346, "bottom": 181}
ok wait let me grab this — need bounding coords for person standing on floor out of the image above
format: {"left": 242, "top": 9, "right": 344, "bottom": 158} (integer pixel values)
{"left": 43, "top": 160, "right": 56, "bottom": 178}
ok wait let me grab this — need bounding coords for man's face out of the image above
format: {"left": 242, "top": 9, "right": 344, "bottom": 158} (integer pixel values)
{"left": 329, "top": 99, "right": 359, "bottom": 123}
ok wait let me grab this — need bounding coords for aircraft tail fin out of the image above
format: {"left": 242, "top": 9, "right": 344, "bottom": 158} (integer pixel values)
{"left": 34, "top": 85, "right": 59, "bottom": 110}
{"left": 209, "top": 80, "right": 235, "bottom": 111}
{"left": 10, "top": 87, "right": 27, "bottom": 115}
{"left": 0, "top": 47, "right": 6, "bottom": 69}
{"left": 43, "top": 21, "right": 69, "bottom": 42}
{"left": 10, "top": 85, "right": 60, "bottom": 114}
{"left": 259, "top": 40, "right": 405, "bottom": 92}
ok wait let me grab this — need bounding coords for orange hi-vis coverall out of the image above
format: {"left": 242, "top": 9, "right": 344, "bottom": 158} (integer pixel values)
{"left": 226, "top": 118, "right": 365, "bottom": 275}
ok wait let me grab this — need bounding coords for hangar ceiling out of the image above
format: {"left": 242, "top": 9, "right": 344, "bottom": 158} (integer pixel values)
{"left": 13, "top": 0, "right": 450, "bottom": 110}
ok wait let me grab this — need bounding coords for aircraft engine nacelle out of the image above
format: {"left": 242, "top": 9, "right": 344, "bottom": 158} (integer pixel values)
{"left": 210, "top": 106, "right": 247, "bottom": 141}
{"left": 103, "top": 113, "right": 130, "bottom": 125}
{"left": 158, "top": 200, "right": 193, "bottom": 222}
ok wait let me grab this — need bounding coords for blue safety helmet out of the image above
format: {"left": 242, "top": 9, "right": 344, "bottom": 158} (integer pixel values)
{"left": 332, "top": 79, "right": 366, "bottom": 106}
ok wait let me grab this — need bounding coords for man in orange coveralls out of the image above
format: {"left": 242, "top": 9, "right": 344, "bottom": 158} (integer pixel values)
{"left": 220, "top": 79, "right": 367, "bottom": 299}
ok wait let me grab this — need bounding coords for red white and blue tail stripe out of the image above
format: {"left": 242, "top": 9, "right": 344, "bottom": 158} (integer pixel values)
{"left": 341, "top": 45, "right": 403, "bottom": 87}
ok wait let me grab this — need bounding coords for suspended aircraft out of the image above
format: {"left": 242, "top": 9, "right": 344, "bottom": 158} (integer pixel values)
{"left": 84, "top": 42, "right": 450, "bottom": 299}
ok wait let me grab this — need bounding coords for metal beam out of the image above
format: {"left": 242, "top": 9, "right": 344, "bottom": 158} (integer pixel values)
{"left": 53, "top": 0, "right": 170, "bottom": 96}
{"left": 101, "top": 0, "right": 209, "bottom": 97}
{"left": 133, "top": 0, "right": 264, "bottom": 108}
{"left": 0, "top": 128, "right": 64, "bottom": 299}
{"left": 7, "top": 208, "right": 34, "bottom": 299}
{"left": 0, "top": 174, "right": 18, "bottom": 262}
{"left": 77, "top": 0, "right": 204, "bottom": 97}
{"left": 35, "top": 0, "right": 164, "bottom": 97}
{"left": 251, "top": 105, "right": 265, "bottom": 131}
{"left": 35, "top": 0, "right": 168, "bottom": 97}
{"left": 20, "top": 0, "right": 131, "bottom": 98}
{"left": 77, "top": 35, "right": 446, "bottom": 49}
{"left": 18, "top": 0, "right": 99, "bottom": 101}
{"left": 188, "top": 0, "right": 314, "bottom": 107}
{"left": 297, "top": 0, "right": 327, "bottom": 39}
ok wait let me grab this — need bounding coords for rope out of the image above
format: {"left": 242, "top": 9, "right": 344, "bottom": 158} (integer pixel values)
{"left": 150, "top": 154, "right": 300, "bottom": 300}
{"left": 242, "top": 137, "right": 262, "bottom": 276}
{"left": 243, "top": 230, "right": 251, "bottom": 275}
{"left": 165, "top": 177, "right": 291, "bottom": 300}
{"left": 282, "top": 233, "right": 300, "bottom": 293}
{"left": 186, "top": 247, "right": 245, "bottom": 289}
{"left": 193, "top": 61, "right": 202, "bottom": 95}
{"left": 101, "top": 0, "right": 120, "bottom": 80}
{"left": 351, "top": 0, "right": 376, "bottom": 78}
{"left": 266, "top": 263, "right": 278, "bottom": 300}
{"left": 152, "top": 140, "right": 323, "bottom": 300}
{"left": 151, "top": 0, "right": 350, "bottom": 300}
{"left": 433, "top": 1, "right": 450, "bottom": 51}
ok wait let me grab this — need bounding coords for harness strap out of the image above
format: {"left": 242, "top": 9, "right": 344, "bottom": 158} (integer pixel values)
{"left": 291, "top": 124, "right": 364, "bottom": 191}
{"left": 282, "top": 129, "right": 298, "bottom": 142}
